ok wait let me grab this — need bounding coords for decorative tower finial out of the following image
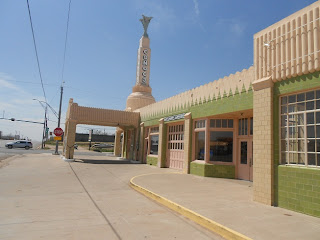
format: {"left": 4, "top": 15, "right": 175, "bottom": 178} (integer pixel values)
{"left": 140, "top": 15, "right": 153, "bottom": 38}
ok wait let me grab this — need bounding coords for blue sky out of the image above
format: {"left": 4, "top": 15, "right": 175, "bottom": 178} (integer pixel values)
{"left": 0, "top": 0, "right": 317, "bottom": 141}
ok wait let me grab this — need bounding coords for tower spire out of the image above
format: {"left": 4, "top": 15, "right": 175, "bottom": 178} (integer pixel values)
{"left": 126, "top": 15, "right": 155, "bottom": 111}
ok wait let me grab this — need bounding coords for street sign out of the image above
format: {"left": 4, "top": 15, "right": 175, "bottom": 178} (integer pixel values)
{"left": 54, "top": 127, "right": 64, "bottom": 136}
{"left": 54, "top": 136, "right": 62, "bottom": 141}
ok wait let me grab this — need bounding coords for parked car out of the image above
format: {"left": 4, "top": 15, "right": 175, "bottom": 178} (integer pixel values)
{"left": 92, "top": 143, "right": 113, "bottom": 148}
{"left": 5, "top": 140, "right": 33, "bottom": 150}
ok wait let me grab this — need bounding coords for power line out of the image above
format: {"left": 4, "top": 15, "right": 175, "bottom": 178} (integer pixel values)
{"left": 54, "top": 0, "right": 72, "bottom": 155}
{"left": 1, "top": 79, "right": 59, "bottom": 86}
{"left": 61, "top": 0, "right": 72, "bottom": 86}
{"left": 26, "top": 0, "right": 47, "bottom": 103}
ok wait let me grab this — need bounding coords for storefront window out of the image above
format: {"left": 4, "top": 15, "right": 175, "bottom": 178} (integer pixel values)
{"left": 210, "top": 119, "right": 233, "bottom": 128}
{"left": 195, "top": 120, "right": 206, "bottom": 129}
{"left": 239, "top": 118, "right": 248, "bottom": 135}
{"left": 195, "top": 131, "right": 205, "bottom": 160}
{"left": 150, "top": 127, "right": 159, "bottom": 133}
{"left": 280, "top": 89, "right": 320, "bottom": 167}
{"left": 210, "top": 131, "right": 233, "bottom": 162}
{"left": 150, "top": 135, "right": 159, "bottom": 155}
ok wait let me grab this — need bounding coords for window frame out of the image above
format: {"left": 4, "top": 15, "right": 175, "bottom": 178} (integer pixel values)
{"left": 146, "top": 125, "right": 159, "bottom": 156}
{"left": 193, "top": 118, "right": 207, "bottom": 161}
{"left": 193, "top": 117, "right": 235, "bottom": 164}
{"left": 279, "top": 89, "right": 320, "bottom": 167}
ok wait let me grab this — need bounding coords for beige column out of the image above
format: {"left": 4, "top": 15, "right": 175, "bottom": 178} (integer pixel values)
{"left": 138, "top": 122, "right": 145, "bottom": 162}
{"left": 122, "top": 130, "right": 127, "bottom": 159}
{"left": 64, "top": 120, "right": 77, "bottom": 160}
{"left": 133, "top": 128, "right": 139, "bottom": 161}
{"left": 63, "top": 120, "right": 69, "bottom": 156}
{"left": 114, "top": 128, "right": 122, "bottom": 157}
{"left": 252, "top": 76, "right": 274, "bottom": 205}
{"left": 183, "top": 113, "right": 192, "bottom": 174}
{"left": 157, "top": 118, "right": 166, "bottom": 168}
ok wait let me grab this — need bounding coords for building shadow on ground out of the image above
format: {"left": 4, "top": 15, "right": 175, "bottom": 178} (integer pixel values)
{"left": 74, "top": 159, "right": 136, "bottom": 164}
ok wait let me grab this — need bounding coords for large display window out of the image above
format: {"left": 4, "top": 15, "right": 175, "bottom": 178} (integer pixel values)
{"left": 280, "top": 89, "right": 320, "bottom": 167}
{"left": 193, "top": 118, "right": 235, "bottom": 163}
{"left": 210, "top": 131, "right": 233, "bottom": 162}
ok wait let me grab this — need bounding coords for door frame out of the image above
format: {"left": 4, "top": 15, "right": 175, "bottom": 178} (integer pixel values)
{"left": 237, "top": 137, "right": 253, "bottom": 181}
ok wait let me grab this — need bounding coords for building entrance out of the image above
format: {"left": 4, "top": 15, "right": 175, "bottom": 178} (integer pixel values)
{"left": 166, "top": 123, "right": 184, "bottom": 170}
{"left": 237, "top": 138, "right": 253, "bottom": 181}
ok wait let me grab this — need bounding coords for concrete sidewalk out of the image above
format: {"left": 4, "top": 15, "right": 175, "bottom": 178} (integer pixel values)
{"left": 131, "top": 172, "right": 320, "bottom": 240}
{"left": 0, "top": 154, "right": 223, "bottom": 240}
{"left": 1, "top": 153, "right": 319, "bottom": 240}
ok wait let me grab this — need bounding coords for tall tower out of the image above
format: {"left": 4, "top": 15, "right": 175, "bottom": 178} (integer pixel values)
{"left": 126, "top": 15, "right": 156, "bottom": 111}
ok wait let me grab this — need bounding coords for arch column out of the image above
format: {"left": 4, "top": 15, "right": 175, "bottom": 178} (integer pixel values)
{"left": 114, "top": 128, "right": 122, "bottom": 157}
{"left": 138, "top": 122, "right": 145, "bottom": 162}
{"left": 133, "top": 127, "right": 139, "bottom": 161}
{"left": 122, "top": 130, "right": 127, "bottom": 158}
{"left": 64, "top": 120, "right": 77, "bottom": 160}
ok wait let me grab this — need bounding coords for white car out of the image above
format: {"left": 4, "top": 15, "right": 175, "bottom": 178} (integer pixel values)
{"left": 5, "top": 140, "right": 33, "bottom": 150}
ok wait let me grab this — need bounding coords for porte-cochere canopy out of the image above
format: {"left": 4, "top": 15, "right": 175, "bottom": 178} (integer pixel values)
{"left": 63, "top": 98, "right": 140, "bottom": 159}
{"left": 66, "top": 98, "right": 139, "bottom": 127}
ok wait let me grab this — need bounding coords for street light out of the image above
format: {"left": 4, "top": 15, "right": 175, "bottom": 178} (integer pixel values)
{"left": 33, "top": 99, "right": 48, "bottom": 149}
{"left": 33, "top": 90, "right": 63, "bottom": 155}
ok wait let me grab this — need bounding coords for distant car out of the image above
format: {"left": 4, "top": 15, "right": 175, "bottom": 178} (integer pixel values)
{"left": 5, "top": 140, "right": 33, "bottom": 150}
{"left": 92, "top": 143, "right": 113, "bottom": 148}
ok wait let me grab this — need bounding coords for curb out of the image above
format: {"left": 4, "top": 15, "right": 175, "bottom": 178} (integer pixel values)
{"left": 130, "top": 173, "right": 252, "bottom": 240}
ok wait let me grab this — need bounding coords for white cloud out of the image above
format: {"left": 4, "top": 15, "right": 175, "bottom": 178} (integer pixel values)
{"left": 0, "top": 74, "right": 52, "bottom": 141}
{"left": 0, "top": 78, "right": 26, "bottom": 94}
{"left": 191, "top": 0, "right": 205, "bottom": 32}
{"left": 193, "top": 0, "right": 200, "bottom": 16}
{"left": 216, "top": 18, "right": 246, "bottom": 36}
{"left": 230, "top": 22, "right": 246, "bottom": 35}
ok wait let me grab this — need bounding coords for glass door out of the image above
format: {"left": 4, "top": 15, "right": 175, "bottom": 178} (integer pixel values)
{"left": 237, "top": 139, "right": 253, "bottom": 181}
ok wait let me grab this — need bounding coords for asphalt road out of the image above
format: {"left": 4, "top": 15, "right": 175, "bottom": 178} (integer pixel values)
{"left": 0, "top": 140, "right": 50, "bottom": 160}
{"left": 0, "top": 140, "right": 118, "bottom": 161}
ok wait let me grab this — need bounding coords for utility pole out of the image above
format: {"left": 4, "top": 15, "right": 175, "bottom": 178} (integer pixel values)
{"left": 41, "top": 106, "right": 47, "bottom": 149}
{"left": 54, "top": 85, "right": 63, "bottom": 155}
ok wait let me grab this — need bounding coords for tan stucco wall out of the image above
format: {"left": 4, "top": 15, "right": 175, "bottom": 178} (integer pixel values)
{"left": 137, "top": 66, "right": 255, "bottom": 120}
{"left": 252, "top": 77, "right": 274, "bottom": 205}
{"left": 254, "top": 1, "right": 320, "bottom": 82}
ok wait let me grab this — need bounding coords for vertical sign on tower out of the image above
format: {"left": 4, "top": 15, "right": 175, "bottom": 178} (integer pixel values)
{"left": 135, "top": 15, "right": 152, "bottom": 87}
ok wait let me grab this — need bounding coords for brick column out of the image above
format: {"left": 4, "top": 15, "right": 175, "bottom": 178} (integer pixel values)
{"left": 183, "top": 112, "right": 192, "bottom": 174}
{"left": 64, "top": 120, "right": 77, "bottom": 160}
{"left": 158, "top": 118, "right": 167, "bottom": 168}
{"left": 252, "top": 76, "right": 274, "bottom": 205}
{"left": 114, "top": 128, "right": 122, "bottom": 157}
{"left": 139, "top": 122, "right": 145, "bottom": 162}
